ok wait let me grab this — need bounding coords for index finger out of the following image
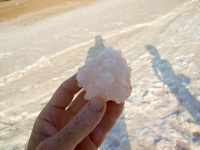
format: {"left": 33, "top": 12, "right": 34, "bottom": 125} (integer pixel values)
{"left": 49, "top": 74, "right": 81, "bottom": 109}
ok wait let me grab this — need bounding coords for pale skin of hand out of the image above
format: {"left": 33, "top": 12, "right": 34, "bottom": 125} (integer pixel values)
{"left": 27, "top": 74, "right": 124, "bottom": 150}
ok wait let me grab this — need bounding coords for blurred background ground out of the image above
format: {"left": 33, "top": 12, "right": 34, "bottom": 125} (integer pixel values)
{"left": 0, "top": 0, "right": 200, "bottom": 149}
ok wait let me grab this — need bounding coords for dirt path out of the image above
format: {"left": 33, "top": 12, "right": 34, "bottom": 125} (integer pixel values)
{"left": 0, "top": 0, "right": 94, "bottom": 23}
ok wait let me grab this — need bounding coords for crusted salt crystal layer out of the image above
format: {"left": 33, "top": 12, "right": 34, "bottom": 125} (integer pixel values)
{"left": 77, "top": 47, "right": 132, "bottom": 103}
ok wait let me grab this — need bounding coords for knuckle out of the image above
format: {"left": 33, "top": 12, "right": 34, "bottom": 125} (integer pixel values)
{"left": 73, "top": 115, "right": 87, "bottom": 130}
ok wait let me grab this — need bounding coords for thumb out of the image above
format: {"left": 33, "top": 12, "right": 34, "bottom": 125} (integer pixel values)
{"left": 47, "top": 96, "right": 106, "bottom": 150}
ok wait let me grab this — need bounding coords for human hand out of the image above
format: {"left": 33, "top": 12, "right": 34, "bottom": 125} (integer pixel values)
{"left": 27, "top": 74, "right": 124, "bottom": 150}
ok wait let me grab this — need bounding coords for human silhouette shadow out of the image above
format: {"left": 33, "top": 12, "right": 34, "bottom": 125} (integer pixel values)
{"left": 146, "top": 45, "right": 200, "bottom": 123}
{"left": 85, "top": 36, "right": 105, "bottom": 64}
{"left": 85, "top": 36, "right": 131, "bottom": 149}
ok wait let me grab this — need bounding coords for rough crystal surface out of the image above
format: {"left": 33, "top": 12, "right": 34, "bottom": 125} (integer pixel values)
{"left": 77, "top": 47, "right": 132, "bottom": 103}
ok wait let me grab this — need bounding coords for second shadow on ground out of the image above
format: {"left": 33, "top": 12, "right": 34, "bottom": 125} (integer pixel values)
{"left": 146, "top": 45, "right": 200, "bottom": 124}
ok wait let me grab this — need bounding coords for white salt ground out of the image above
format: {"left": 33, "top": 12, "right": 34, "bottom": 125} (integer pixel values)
{"left": 0, "top": 0, "right": 200, "bottom": 150}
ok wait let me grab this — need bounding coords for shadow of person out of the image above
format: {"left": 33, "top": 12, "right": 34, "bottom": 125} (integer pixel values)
{"left": 146, "top": 45, "right": 200, "bottom": 123}
{"left": 85, "top": 36, "right": 105, "bottom": 64}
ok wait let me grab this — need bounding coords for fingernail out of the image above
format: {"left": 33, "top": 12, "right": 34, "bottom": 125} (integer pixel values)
{"left": 89, "top": 97, "right": 104, "bottom": 112}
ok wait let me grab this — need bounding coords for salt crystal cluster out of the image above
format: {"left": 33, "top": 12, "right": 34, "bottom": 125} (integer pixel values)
{"left": 77, "top": 47, "right": 132, "bottom": 103}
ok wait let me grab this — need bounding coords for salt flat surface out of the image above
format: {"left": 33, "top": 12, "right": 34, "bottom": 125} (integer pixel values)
{"left": 0, "top": 0, "right": 200, "bottom": 149}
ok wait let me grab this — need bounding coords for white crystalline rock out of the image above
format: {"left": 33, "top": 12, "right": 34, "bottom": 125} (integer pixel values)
{"left": 77, "top": 47, "right": 132, "bottom": 103}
